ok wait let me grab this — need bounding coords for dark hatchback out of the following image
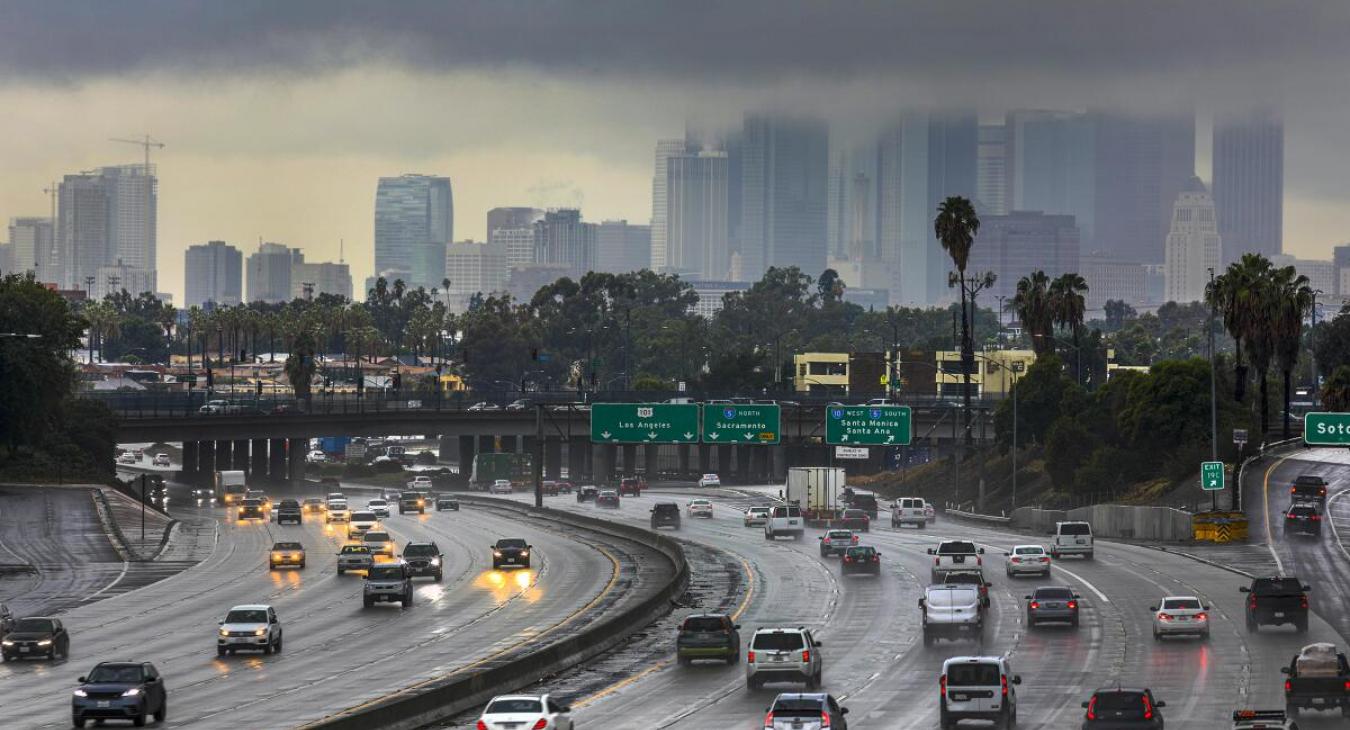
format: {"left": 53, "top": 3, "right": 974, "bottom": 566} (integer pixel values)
{"left": 2, "top": 616, "right": 69, "bottom": 661}
{"left": 1081, "top": 687, "right": 1165, "bottom": 729}
{"left": 651, "top": 502, "right": 681, "bottom": 530}
{"left": 1284, "top": 504, "right": 1322, "bottom": 537}
{"left": 840, "top": 546, "right": 881, "bottom": 575}
{"left": 676, "top": 613, "right": 740, "bottom": 665}
{"left": 492, "top": 538, "right": 531, "bottom": 569}
{"left": 402, "top": 542, "right": 444, "bottom": 581}
{"left": 72, "top": 661, "right": 167, "bottom": 728}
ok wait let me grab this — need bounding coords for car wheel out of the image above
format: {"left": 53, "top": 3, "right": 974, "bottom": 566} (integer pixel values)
{"left": 435, "top": 571, "right": 443, "bottom": 582}
{"left": 263, "top": 638, "right": 274, "bottom": 655}
{"left": 1071, "top": 617, "right": 1080, "bottom": 628}
{"left": 805, "top": 672, "right": 818, "bottom": 690}
{"left": 275, "top": 635, "right": 283, "bottom": 653}
{"left": 1085, "top": 551, "right": 1094, "bottom": 560}
{"left": 337, "top": 567, "right": 344, "bottom": 575}
{"left": 133, "top": 709, "right": 147, "bottom": 727}
{"left": 1152, "top": 629, "right": 1160, "bottom": 641}
{"left": 155, "top": 700, "right": 166, "bottom": 722}
{"left": 217, "top": 646, "right": 227, "bottom": 657}
{"left": 729, "top": 650, "right": 740, "bottom": 664}
{"left": 404, "top": 592, "right": 414, "bottom": 607}
{"left": 72, "top": 715, "right": 86, "bottom": 728}
{"left": 746, "top": 676, "right": 759, "bottom": 690}
{"left": 1246, "top": 617, "right": 1257, "bottom": 632}
{"left": 363, "top": 596, "right": 373, "bottom": 608}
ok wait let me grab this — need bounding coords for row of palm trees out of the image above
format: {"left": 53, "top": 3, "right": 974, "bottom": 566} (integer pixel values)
{"left": 1207, "top": 253, "right": 1315, "bottom": 439}
{"left": 1010, "top": 270, "right": 1091, "bottom": 377}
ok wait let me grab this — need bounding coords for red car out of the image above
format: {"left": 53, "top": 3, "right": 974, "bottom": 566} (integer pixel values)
{"left": 542, "top": 481, "right": 559, "bottom": 496}
{"left": 555, "top": 481, "right": 574, "bottom": 494}
{"left": 619, "top": 477, "right": 645, "bottom": 497}
{"left": 836, "top": 509, "right": 871, "bottom": 532}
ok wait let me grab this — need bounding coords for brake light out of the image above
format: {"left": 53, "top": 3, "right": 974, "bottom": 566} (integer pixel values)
{"left": 532, "top": 720, "right": 547, "bottom": 730}
{"left": 1142, "top": 694, "right": 1154, "bottom": 720}
{"left": 1248, "top": 596, "right": 1257, "bottom": 610}
{"left": 1285, "top": 680, "right": 1292, "bottom": 693}
{"left": 1195, "top": 612, "right": 1207, "bottom": 621}
{"left": 823, "top": 538, "right": 831, "bottom": 544}
{"left": 843, "top": 556, "right": 852, "bottom": 562}
{"left": 1159, "top": 613, "right": 1171, "bottom": 621}
{"left": 1001, "top": 675, "right": 1009, "bottom": 696}
{"left": 940, "top": 674, "right": 947, "bottom": 696}
{"left": 820, "top": 710, "right": 832, "bottom": 728}
{"left": 763, "top": 711, "right": 774, "bottom": 728}
{"left": 1011, "top": 557, "right": 1021, "bottom": 563}
{"left": 476, "top": 722, "right": 488, "bottom": 730}
{"left": 872, "top": 555, "right": 880, "bottom": 562}
{"left": 1301, "top": 597, "right": 1309, "bottom": 609}
{"left": 935, "top": 557, "right": 940, "bottom": 566}
{"left": 1312, "top": 515, "right": 1322, "bottom": 521}
{"left": 1344, "top": 680, "right": 1350, "bottom": 692}
{"left": 1030, "top": 601, "right": 1039, "bottom": 610}
{"left": 852, "top": 535, "right": 859, "bottom": 543}
{"left": 1086, "top": 697, "right": 1097, "bottom": 720}
{"left": 976, "top": 556, "right": 982, "bottom": 566}
{"left": 1042, "top": 556, "right": 1050, "bottom": 562}
{"left": 1068, "top": 600, "right": 1078, "bottom": 610}
{"left": 802, "top": 650, "right": 810, "bottom": 663}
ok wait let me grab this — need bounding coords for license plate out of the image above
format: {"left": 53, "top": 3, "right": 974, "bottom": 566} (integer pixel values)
{"left": 773, "top": 655, "right": 786, "bottom": 662}
{"left": 505, "top": 558, "right": 515, "bottom": 563}
{"left": 1076, "top": 538, "right": 1085, "bottom": 544}
{"left": 951, "top": 693, "right": 969, "bottom": 701}
{"left": 97, "top": 701, "right": 110, "bottom": 708}
{"left": 1275, "top": 612, "right": 1285, "bottom": 618}
{"left": 18, "top": 646, "right": 28, "bottom": 653}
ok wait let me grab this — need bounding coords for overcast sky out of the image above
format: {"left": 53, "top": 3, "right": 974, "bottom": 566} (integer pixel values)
{"left": 2, "top": 1, "right": 1348, "bottom": 301}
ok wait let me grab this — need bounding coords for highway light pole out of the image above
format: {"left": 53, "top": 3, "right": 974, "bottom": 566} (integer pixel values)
{"left": 1208, "top": 267, "right": 1218, "bottom": 512}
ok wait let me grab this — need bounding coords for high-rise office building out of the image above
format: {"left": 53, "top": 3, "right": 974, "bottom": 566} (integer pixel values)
{"left": 246, "top": 242, "right": 299, "bottom": 304}
{"left": 650, "top": 139, "right": 690, "bottom": 270}
{"left": 7, "top": 217, "right": 55, "bottom": 278}
{"left": 374, "top": 174, "right": 452, "bottom": 290}
{"left": 0, "top": 242, "right": 12, "bottom": 275}
{"left": 595, "top": 220, "right": 652, "bottom": 275}
{"left": 184, "top": 240, "right": 243, "bottom": 308}
{"left": 93, "top": 261, "right": 156, "bottom": 300}
{"left": 1079, "top": 251, "right": 1147, "bottom": 313}
{"left": 739, "top": 115, "right": 829, "bottom": 282}
{"left": 1333, "top": 245, "right": 1350, "bottom": 301}
{"left": 291, "top": 259, "right": 353, "bottom": 301}
{"left": 1006, "top": 110, "right": 1096, "bottom": 246}
{"left": 493, "top": 227, "right": 537, "bottom": 270}
{"left": 967, "top": 211, "right": 1081, "bottom": 304}
{"left": 533, "top": 210, "right": 596, "bottom": 280}
{"left": 444, "top": 240, "right": 509, "bottom": 311}
{"left": 827, "top": 155, "right": 847, "bottom": 258}
{"left": 53, "top": 165, "right": 157, "bottom": 293}
{"left": 666, "top": 150, "right": 729, "bottom": 279}
{"left": 1093, "top": 112, "right": 1195, "bottom": 265}
{"left": 976, "top": 124, "right": 1008, "bottom": 216}
{"left": 1271, "top": 254, "right": 1334, "bottom": 299}
{"left": 1213, "top": 110, "right": 1283, "bottom": 265}
{"left": 487, "top": 207, "right": 542, "bottom": 240}
{"left": 1163, "top": 179, "right": 1221, "bottom": 304}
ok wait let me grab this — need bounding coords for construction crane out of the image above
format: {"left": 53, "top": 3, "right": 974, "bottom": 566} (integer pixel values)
{"left": 110, "top": 134, "right": 165, "bottom": 174}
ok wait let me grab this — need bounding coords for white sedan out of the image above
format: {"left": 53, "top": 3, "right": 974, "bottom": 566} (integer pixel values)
{"left": 477, "top": 694, "right": 573, "bottom": 730}
{"left": 490, "top": 479, "right": 514, "bottom": 495}
{"left": 1151, "top": 596, "right": 1211, "bottom": 640}
{"left": 688, "top": 498, "right": 714, "bottom": 518}
{"left": 697, "top": 473, "right": 721, "bottom": 488}
{"left": 1004, "top": 544, "right": 1051, "bottom": 577}
{"left": 152, "top": 453, "right": 171, "bottom": 467}
{"left": 366, "top": 499, "right": 391, "bottom": 518}
{"left": 307, "top": 450, "right": 328, "bottom": 463}
{"left": 743, "top": 506, "right": 772, "bottom": 527}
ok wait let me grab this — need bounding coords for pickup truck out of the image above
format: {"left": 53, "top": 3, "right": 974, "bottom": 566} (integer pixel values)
{"left": 1242, "top": 576, "right": 1310, "bottom": 633}
{"left": 1281, "top": 643, "right": 1350, "bottom": 718}
{"left": 928, "top": 540, "right": 985, "bottom": 582}
{"left": 1290, "top": 475, "right": 1329, "bottom": 508}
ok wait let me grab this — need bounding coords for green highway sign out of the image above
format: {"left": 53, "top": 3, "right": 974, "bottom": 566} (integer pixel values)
{"left": 825, "top": 405, "right": 912, "bottom": 446}
{"left": 590, "top": 403, "right": 700, "bottom": 444}
{"left": 1201, "top": 461, "right": 1225, "bottom": 491}
{"left": 1304, "top": 412, "right": 1350, "bottom": 445}
{"left": 702, "top": 404, "right": 780, "bottom": 444}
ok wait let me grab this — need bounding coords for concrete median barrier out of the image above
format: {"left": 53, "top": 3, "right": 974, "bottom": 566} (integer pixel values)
{"left": 303, "top": 494, "right": 688, "bottom": 730}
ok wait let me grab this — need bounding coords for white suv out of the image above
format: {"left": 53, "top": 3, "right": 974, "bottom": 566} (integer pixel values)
{"left": 928, "top": 540, "right": 985, "bottom": 581}
{"left": 490, "top": 479, "right": 513, "bottom": 494}
{"left": 746, "top": 627, "right": 824, "bottom": 690}
{"left": 1052, "top": 521, "right": 1094, "bottom": 560}
{"left": 325, "top": 500, "right": 350, "bottom": 523}
{"left": 347, "top": 510, "right": 378, "bottom": 538}
{"left": 892, "top": 497, "right": 928, "bottom": 529}
{"left": 939, "top": 656, "right": 1020, "bottom": 729}
{"left": 217, "top": 604, "right": 283, "bottom": 656}
{"left": 764, "top": 505, "right": 805, "bottom": 541}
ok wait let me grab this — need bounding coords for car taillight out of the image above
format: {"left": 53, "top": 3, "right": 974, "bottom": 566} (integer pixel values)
{"left": 801, "top": 650, "right": 810, "bottom": 663}
{"left": 763, "top": 711, "right": 775, "bottom": 728}
{"left": 1344, "top": 680, "right": 1350, "bottom": 691}
{"left": 1159, "top": 613, "right": 1171, "bottom": 621}
{"left": 532, "top": 720, "right": 547, "bottom": 730}
{"left": 1312, "top": 515, "right": 1322, "bottom": 521}
{"left": 1001, "top": 675, "right": 1009, "bottom": 696}
{"left": 1142, "top": 694, "right": 1154, "bottom": 720}
{"left": 476, "top": 722, "right": 488, "bottom": 730}
{"left": 823, "top": 538, "right": 831, "bottom": 544}
{"left": 843, "top": 556, "right": 852, "bottom": 562}
{"left": 1301, "top": 597, "right": 1309, "bottom": 609}
{"left": 1195, "top": 612, "right": 1207, "bottom": 621}
{"left": 1284, "top": 679, "right": 1291, "bottom": 693}
{"left": 1248, "top": 596, "right": 1257, "bottom": 610}
{"left": 851, "top": 536, "right": 858, "bottom": 543}
{"left": 820, "top": 710, "right": 831, "bottom": 727}
{"left": 748, "top": 650, "right": 756, "bottom": 663}
{"left": 934, "top": 557, "right": 940, "bottom": 566}
{"left": 1042, "top": 556, "right": 1050, "bottom": 562}
{"left": 1068, "top": 600, "right": 1078, "bottom": 610}
{"left": 1086, "top": 697, "right": 1097, "bottom": 720}
{"left": 1029, "top": 601, "right": 1039, "bottom": 610}
{"left": 1011, "top": 557, "right": 1021, "bottom": 563}
{"left": 940, "top": 674, "right": 947, "bottom": 696}
{"left": 976, "top": 557, "right": 982, "bottom": 566}
{"left": 872, "top": 555, "right": 880, "bottom": 562}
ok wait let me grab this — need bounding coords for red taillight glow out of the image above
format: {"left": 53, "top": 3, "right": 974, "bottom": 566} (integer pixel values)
{"left": 532, "top": 720, "right": 548, "bottom": 730}
{"left": 940, "top": 674, "right": 947, "bottom": 696}
{"left": 1142, "top": 694, "right": 1154, "bottom": 720}
{"left": 872, "top": 555, "right": 880, "bottom": 562}
{"left": 763, "top": 711, "right": 774, "bottom": 728}
{"left": 1159, "top": 613, "right": 1171, "bottom": 621}
{"left": 1068, "top": 600, "right": 1078, "bottom": 610}
{"left": 1248, "top": 596, "right": 1257, "bottom": 610}
{"left": 843, "top": 556, "right": 852, "bottom": 562}
{"left": 1041, "top": 556, "right": 1051, "bottom": 562}
{"left": 1195, "top": 612, "right": 1207, "bottom": 621}
{"left": 976, "top": 557, "right": 983, "bottom": 566}
{"left": 820, "top": 710, "right": 832, "bottom": 727}
{"left": 1312, "top": 515, "right": 1322, "bottom": 521}
{"left": 476, "top": 722, "right": 488, "bottom": 730}
{"left": 1301, "top": 597, "right": 1309, "bottom": 609}
{"left": 935, "top": 557, "right": 940, "bottom": 566}
{"left": 1001, "top": 675, "right": 1009, "bottom": 696}
{"left": 748, "top": 650, "right": 756, "bottom": 663}
{"left": 1011, "top": 557, "right": 1021, "bottom": 563}
{"left": 1284, "top": 679, "right": 1292, "bottom": 693}
{"left": 1030, "top": 601, "right": 1039, "bottom": 610}
{"left": 1086, "top": 697, "right": 1097, "bottom": 720}
{"left": 801, "top": 650, "right": 810, "bottom": 663}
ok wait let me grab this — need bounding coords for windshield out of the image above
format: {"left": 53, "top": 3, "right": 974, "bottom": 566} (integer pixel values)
{"left": 938, "top": 541, "right": 977, "bottom": 554}
{"left": 272, "top": 542, "right": 302, "bottom": 551}
{"left": 369, "top": 500, "right": 386, "bottom": 506}
{"left": 752, "top": 632, "right": 805, "bottom": 651}
{"left": 225, "top": 609, "right": 267, "bottom": 623}
{"left": 367, "top": 566, "right": 403, "bottom": 580}
{"left": 1034, "top": 587, "right": 1073, "bottom": 600}
{"left": 946, "top": 573, "right": 981, "bottom": 584}
{"left": 352, "top": 512, "right": 376, "bottom": 521}
{"left": 1162, "top": 598, "right": 1201, "bottom": 609}
{"left": 681, "top": 616, "right": 726, "bottom": 632}
{"left": 927, "top": 587, "right": 978, "bottom": 606}
{"left": 340, "top": 545, "right": 370, "bottom": 554}
{"left": 770, "top": 698, "right": 826, "bottom": 717}
{"left": 843, "top": 509, "right": 866, "bottom": 518}
{"left": 87, "top": 665, "right": 144, "bottom": 684}
{"left": 1060, "top": 523, "right": 1092, "bottom": 535}
{"left": 748, "top": 507, "right": 770, "bottom": 514}
{"left": 947, "top": 663, "right": 1001, "bottom": 686}
{"left": 851, "top": 495, "right": 878, "bottom": 507}
{"left": 486, "top": 699, "right": 542, "bottom": 714}
{"left": 845, "top": 547, "right": 875, "bottom": 558}
{"left": 401, "top": 492, "right": 420, "bottom": 499}
{"left": 1092, "top": 692, "right": 1146, "bottom": 717}
{"left": 691, "top": 499, "right": 711, "bottom": 506}
{"left": 13, "top": 618, "right": 53, "bottom": 633}
{"left": 403, "top": 544, "right": 437, "bottom": 556}
{"left": 1254, "top": 578, "right": 1304, "bottom": 595}
{"left": 654, "top": 504, "right": 678, "bottom": 512}
{"left": 364, "top": 532, "right": 391, "bottom": 542}
{"left": 826, "top": 530, "right": 853, "bottom": 539}
{"left": 497, "top": 539, "right": 527, "bottom": 549}
{"left": 1014, "top": 546, "right": 1045, "bottom": 555}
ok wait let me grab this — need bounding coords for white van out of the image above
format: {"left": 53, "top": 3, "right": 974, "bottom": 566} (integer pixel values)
{"left": 764, "top": 505, "right": 805, "bottom": 541}
{"left": 939, "top": 655, "right": 1021, "bottom": 729}
{"left": 920, "top": 585, "right": 984, "bottom": 646}
{"left": 1052, "top": 521, "right": 1094, "bottom": 560}
{"left": 892, "top": 497, "right": 928, "bottom": 529}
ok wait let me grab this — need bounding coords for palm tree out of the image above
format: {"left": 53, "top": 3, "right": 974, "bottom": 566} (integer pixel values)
{"left": 83, "top": 303, "right": 118, "bottom": 364}
{"left": 1208, "top": 254, "right": 1273, "bottom": 404}
{"left": 934, "top": 196, "right": 981, "bottom": 443}
{"left": 1272, "top": 265, "right": 1314, "bottom": 439}
{"left": 1049, "top": 273, "right": 1089, "bottom": 384}
{"left": 186, "top": 305, "right": 205, "bottom": 372}
{"left": 1322, "top": 365, "right": 1350, "bottom": 412}
{"left": 1012, "top": 271, "right": 1054, "bottom": 354}
{"left": 156, "top": 303, "right": 177, "bottom": 365}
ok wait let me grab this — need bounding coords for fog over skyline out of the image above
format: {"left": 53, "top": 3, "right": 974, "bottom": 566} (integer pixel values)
{"left": 2, "top": 1, "right": 1348, "bottom": 301}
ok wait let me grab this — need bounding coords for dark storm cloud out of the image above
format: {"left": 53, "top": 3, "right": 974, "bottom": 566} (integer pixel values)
{"left": 1, "top": 0, "right": 1346, "bottom": 91}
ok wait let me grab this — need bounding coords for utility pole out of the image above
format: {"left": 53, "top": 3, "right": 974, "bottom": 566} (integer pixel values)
{"left": 1310, "top": 289, "right": 1322, "bottom": 395}
{"left": 534, "top": 403, "right": 545, "bottom": 508}
{"left": 1208, "top": 267, "right": 1218, "bottom": 512}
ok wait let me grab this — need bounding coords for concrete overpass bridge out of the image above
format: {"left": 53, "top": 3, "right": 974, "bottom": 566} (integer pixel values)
{"left": 95, "top": 392, "right": 998, "bottom": 486}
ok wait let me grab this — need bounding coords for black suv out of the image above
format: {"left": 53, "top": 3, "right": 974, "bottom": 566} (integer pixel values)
{"left": 2, "top": 616, "right": 69, "bottom": 661}
{"left": 1284, "top": 504, "right": 1322, "bottom": 537}
{"left": 72, "top": 661, "right": 167, "bottom": 728}
{"left": 402, "top": 542, "right": 444, "bottom": 582}
{"left": 275, "top": 499, "right": 302, "bottom": 525}
{"left": 676, "top": 613, "right": 741, "bottom": 665}
{"left": 399, "top": 491, "right": 426, "bottom": 514}
{"left": 1241, "top": 576, "right": 1310, "bottom": 633}
{"left": 651, "top": 503, "right": 681, "bottom": 530}
{"left": 492, "top": 538, "right": 531, "bottom": 569}
{"left": 1082, "top": 687, "right": 1165, "bottom": 728}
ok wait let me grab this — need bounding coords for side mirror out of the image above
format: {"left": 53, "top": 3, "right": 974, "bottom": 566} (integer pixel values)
{"left": 1203, "top": 605, "right": 1211, "bottom": 611}
{"left": 217, "top": 620, "right": 224, "bottom": 625}
{"left": 734, "top": 624, "right": 741, "bottom": 629}
{"left": 78, "top": 676, "right": 87, "bottom": 683}
{"left": 818, "top": 536, "right": 824, "bottom": 541}
{"left": 1149, "top": 606, "right": 1158, "bottom": 611}
{"left": 1303, "top": 585, "right": 1311, "bottom": 591}
{"left": 1012, "top": 675, "right": 1022, "bottom": 685}
{"left": 927, "top": 549, "right": 935, "bottom": 555}
{"left": 815, "top": 641, "right": 823, "bottom": 647}
{"left": 1081, "top": 701, "right": 1090, "bottom": 709}
{"left": 919, "top": 598, "right": 926, "bottom": 608}
{"left": 560, "top": 706, "right": 571, "bottom": 713}
{"left": 1023, "top": 595, "right": 1032, "bottom": 600}
{"left": 1239, "top": 586, "right": 1251, "bottom": 593}
{"left": 978, "top": 548, "right": 985, "bottom": 554}
{"left": 1155, "top": 700, "right": 1166, "bottom": 708}
{"left": 1280, "top": 667, "right": 1291, "bottom": 674}
{"left": 841, "top": 707, "right": 850, "bottom": 715}
{"left": 528, "top": 545, "right": 533, "bottom": 549}
{"left": 877, "top": 552, "right": 883, "bottom": 556}
{"left": 1004, "top": 552, "right": 1011, "bottom": 556}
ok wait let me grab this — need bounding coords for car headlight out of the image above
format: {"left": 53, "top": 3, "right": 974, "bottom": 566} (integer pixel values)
{"left": 122, "top": 688, "right": 141, "bottom": 697}
{"left": 37, "top": 639, "right": 51, "bottom": 646}
{"left": 254, "top": 628, "right": 267, "bottom": 636}
{"left": 520, "top": 550, "right": 529, "bottom": 557}
{"left": 73, "top": 689, "right": 88, "bottom": 697}
{"left": 219, "top": 628, "right": 229, "bottom": 636}
{"left": 493, "top": 551, "right": 502, "bottom": 556}
{"left": 1, "top": 640, "right": 13, "bottom": 647}
{"left": 430, "top": 558, "right": 441, "bottom": 566}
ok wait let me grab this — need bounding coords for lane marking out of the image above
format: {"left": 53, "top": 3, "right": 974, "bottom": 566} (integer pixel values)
{"left": 1260, "top": 453, "right": 1296, "bottom": 574}
{"left": 83, "top": 560, "right": 130, "bottom": 601}
{"left": 1326, "top": 488, "right": 1350, "bottom": 564}
{"left": 970, "top": 538, "right": 1110, "bottom": 604}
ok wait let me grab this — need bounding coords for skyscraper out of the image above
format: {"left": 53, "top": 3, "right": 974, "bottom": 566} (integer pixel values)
{"left": 94, "top": 262, "right": 156, "bottom": 300}
{"left": 976, "top": 124, "right": 1008, "bottom": 216}
{"left": 374, "top": 174, "right": 452, "bottom": 290}
{"left": 444, "top": 240, "right": 509, "bottom": 311}
{"left": 968, "top": 211, "right": 1081, "bottom": 304}
{"left": 595, "top": 221, "right": 652, "bottom": 275}
{"left": 184, "top": 240, "right": 243, "bottom": 308}
{"left": 101, "top": 165, "right": 157, "bottom": 273}
{"left": 246, "top": 242, "right": 299, "bottom": 304}
{"left": 739, "top": 115, "right": 829, "bottom": 281}
{"left": 1163, "top": 178, "right": 1221, "bottom": 304}
{"left": 1093, "top": 112, "right": 1195, "bottom": 265}
{"left": 650, "top": 139, "right": 690, "bottom": 270}
{"left": 666, "top": 150, "right": 729, "bottom": 279}
{"left": 486, "top": 207, "right": 542, "bottom": 240}
{"left": 290, "top": 260, "right": 353, "bottom": 301}
{"left": 1213, "top": 109, "right": 1283, "bottom": 264}
{"left": 1006, "top": 110, "right": 1096, "bottom": 246}
{"left": 54, "top": 165, "right": 157, "bottom": 293}
{"left": 56, "top": 173, "right": 110, "bottom": 291}
{"left": 533, "top": 210, "right": 596, "bottom": 280}
{"left": 7, "top": 217, "right": 55, "bottom": 278}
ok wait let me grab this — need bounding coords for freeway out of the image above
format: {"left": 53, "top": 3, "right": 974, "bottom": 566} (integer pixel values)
{"left": 0, "top": 485, "right": 664, "bottom": 730}
{"left": 472, "top": 485, "right": 1348, "bottom": 729}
